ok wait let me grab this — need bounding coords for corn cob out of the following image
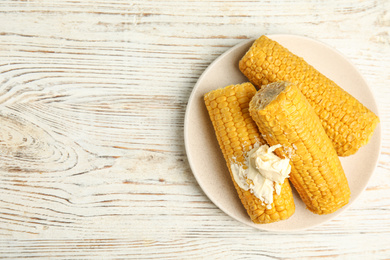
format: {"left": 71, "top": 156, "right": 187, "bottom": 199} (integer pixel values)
{"left": 240, "top": 35, "right": 379, "bottom": 156}
{"left": 249, "top": 81, "right": 350, "bottom": 214}
{"left": 204, "top": 82, "right": 295, "bottom": 223}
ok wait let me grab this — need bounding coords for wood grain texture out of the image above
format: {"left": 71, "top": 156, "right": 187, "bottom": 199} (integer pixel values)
{"left": 0, "top": 0, "right": 389, "bottom": 258}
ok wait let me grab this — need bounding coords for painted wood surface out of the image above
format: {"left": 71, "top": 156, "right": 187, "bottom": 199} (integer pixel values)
{"left": 0, "top": 0, "right": 389, "bottom": 258}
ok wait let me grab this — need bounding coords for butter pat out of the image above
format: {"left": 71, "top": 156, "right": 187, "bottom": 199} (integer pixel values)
{"left": 230, "top": 143, "right": 291, "bottom": 208}
{"left": 251, "top": 144, "right": 291, "bottom": 184}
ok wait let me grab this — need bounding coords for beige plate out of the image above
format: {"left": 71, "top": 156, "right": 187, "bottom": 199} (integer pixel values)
{"left": 184, "top": 35, "right": 381, "bottom": 231}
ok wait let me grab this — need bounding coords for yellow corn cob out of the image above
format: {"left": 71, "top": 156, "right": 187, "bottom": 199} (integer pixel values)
{"left": 204, "top": 82, "right": 295, "bottom": 224}
{"left": 249, "top": 81, "right": 350, "bottom": 214}
{"left": 240, "top": 35, "right": 379, "bottom": 156}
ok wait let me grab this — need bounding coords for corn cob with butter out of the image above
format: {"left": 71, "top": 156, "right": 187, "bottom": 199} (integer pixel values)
{"left": 240, "top": 35, "right": 379, "bottom": 156}
{"left": 249, "top": 81, "right": 350, "bottom": 214}
{"left": 204, "top": 82, "right": 295, "bottom": 224}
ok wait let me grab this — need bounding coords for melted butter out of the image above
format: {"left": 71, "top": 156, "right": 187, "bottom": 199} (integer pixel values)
{"left": 231, "top": 143, "right": 291, "bottom": 209}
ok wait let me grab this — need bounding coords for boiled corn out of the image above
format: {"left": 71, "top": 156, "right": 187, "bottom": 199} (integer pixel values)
{"left": 249, "top": 81, "right": 350, "bottom": 214}
{"left": 204, "top": 82, "right": 295, "bottom": 223}
{"left": 240, "top": 35, "right": 379, "bottom": 156}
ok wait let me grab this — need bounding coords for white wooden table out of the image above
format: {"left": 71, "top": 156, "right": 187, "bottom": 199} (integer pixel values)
{"left": 0, "top": 0, "right": 389, "bottom": 258}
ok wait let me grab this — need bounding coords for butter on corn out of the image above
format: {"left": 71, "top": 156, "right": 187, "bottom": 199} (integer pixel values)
{"left": 204, "top": 82, "right": 295, "bottom": 224}
{"left": 249, "top": 81, "right": 350, "bottom": 214}
{"left": 230, "top": 143, "right": 291, "bottom": 209}
{"left": 240, "top": 35, "right": 379, "bottom": 156}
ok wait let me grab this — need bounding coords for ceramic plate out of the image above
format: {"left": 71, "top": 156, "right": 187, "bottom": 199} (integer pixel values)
{"left": 184, "top": 35, "right": 381, "bottom": 231}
